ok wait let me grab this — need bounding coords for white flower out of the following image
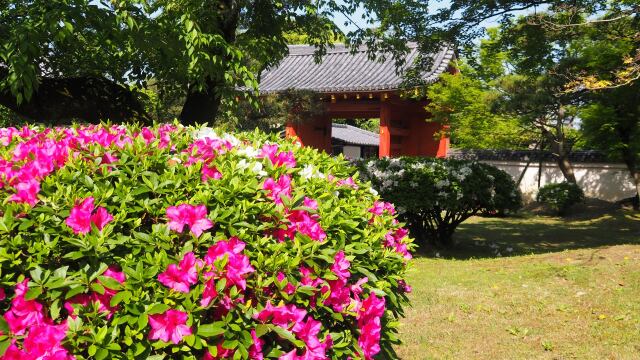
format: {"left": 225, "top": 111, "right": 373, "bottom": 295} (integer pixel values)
{"left": 251, "top": 161, "right": 264, "bottom": 174}
{"left": 300, "top": 164, "right": 324, "bottom": 180}
{"left": 237, "top": 145, "right": 259, "bottom": 158}
{"left": 237, "top": 159, "right": 249, "bottom": 169}
{"left": 194, "top": 127, "right": 218, "bottom": 140}
{"left": 222, "top": 133, "right": 240, "bottom": 147}
{"left": 237, "top": 159, "right": 266, "bottom": 177}
{"left": 368, "top": 187, "right": 379, "bottom": 196}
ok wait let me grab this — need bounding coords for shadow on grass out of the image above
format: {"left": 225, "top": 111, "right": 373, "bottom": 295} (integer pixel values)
{"left": 417, "top": 210, "right": 640, "bottom": 260}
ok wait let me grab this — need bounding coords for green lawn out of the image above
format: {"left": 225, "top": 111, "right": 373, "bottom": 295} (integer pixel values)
{"left": 397, "top": 211, "right": 640, "bottom": 359}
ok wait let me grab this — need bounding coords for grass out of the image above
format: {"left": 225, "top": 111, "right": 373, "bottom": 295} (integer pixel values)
{"left": 397, "top": 210, "right": 640, "bottom": 359}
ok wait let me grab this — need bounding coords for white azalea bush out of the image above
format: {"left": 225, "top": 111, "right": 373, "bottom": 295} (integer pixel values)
{"left": 0, "top": 124, "right": 413, "bottom": 359}
{"left": 357, "top": 157, "right": 521, "bottom": 247}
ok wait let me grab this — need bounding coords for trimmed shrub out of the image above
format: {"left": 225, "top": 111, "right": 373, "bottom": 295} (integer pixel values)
{"left": 357, "top": 157, "right": 521, "bottom": 247}
{"left": 0, "top": 124, "right": 413, "bottom": 359}
{"left": 536, "top": 182, "right": 585, "bottom": 215}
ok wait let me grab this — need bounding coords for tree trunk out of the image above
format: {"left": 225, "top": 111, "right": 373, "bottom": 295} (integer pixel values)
{"left": 179, "top": 0, "right": 240, "bottom": 126}
{"left": 540, "top": 122, "right": 577, "bottom": 184}
{"left": 0, "top": 69, "right": 151, "bottom": 125}
{"left": 179, "top": 82, "right": 222, "bottom": 126}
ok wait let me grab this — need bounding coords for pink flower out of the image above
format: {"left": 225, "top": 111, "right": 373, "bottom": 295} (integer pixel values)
{"left": 357, "top": 293, "right": 386, "bottom": 360}
{"left": 255, "top": 302, "right": 307, "bottom": 331}
{"left": 103, "top": 265, "right": 126, "bottom": 284}
{"left": 158, "top": 252, "right": 202, "bottom": 293}
{"left": 200, "top": 278, "right": 218, "bottom": 307}
{"left": 258, "top": 144, "right": 279, "bottom": 161}
{"left": 65, "top": 265, "right": 125, "bottom": 319}
{"left": 9, "top": 179, "right": 40, "bottom": 206}
{"left": 368, "top": 201, "right": 396, "bottom": 216}
{"left": 91, "top": 207, "right": 114, "bottom": 231}
{"left": 322, "top": 279, "right": 351, "bottom": 312}
{"left": 166, "top": 204, "right": 213, "bottom": 238}
{"left": 0, "top": 287, "right": 5, "bottom": 301}
{"left": 249, "top": 329, "right": 264, "bottom": 360}
{"left": 303, "top": 197, "right": 318, "bottom": 210}
{"left": 278, "top": 316, "right": 331, "bottom": 360}
{"left": 358, "top": 317, "right": 382, "bottom": 360}
{"left": 299, "top": 266, "right": 322, "bottom": 288}
{"left": 287, "top": 210, "right": 326, "bottom": 242}
{"left": 203, "top": 344, "right": 234, "bottom": 359}
{"left": 21, "top": 322, "right": 73, "bottom": 360}
{"left": 204, "top": 237, "right": 254, "bottom": 291}
{"left": 337, "top": 177, "right": 358, "bottom": 189}
{"left": 65, "top": 197, "right": 113, "bottom": 234}
{"left": 4, "top": 279, "right": 45, "bottom": 335}
{"left": 274, "top": 151, "right": 296, "bottom": 168}
{"left": 384, "top": 228, "right": 412, "bottom": 260}
{"left": 331, "top": 251, "right": 350, "bottom": 281}
{"left": 202, "top": 164, "right": 222, "bottom": 182}
{"left": 277, "top": 272, "right": 296, "bottom": 295}
{"left": 293, "top": 317, "right": 329, "bottom": 359}
{"left": 398, "top": 280, "right": 412, "bottom": 293}
{"left": 263, "top": 175, "right": 292, "bottom": 205}
{"left": 148, "top": 309, "right": 192, "bottom": 344}
{"left": 101, "top": 152, "right": 118, "bottom": 165}
{"left": 259, "top": 144, "right": 297, "bottom": 168}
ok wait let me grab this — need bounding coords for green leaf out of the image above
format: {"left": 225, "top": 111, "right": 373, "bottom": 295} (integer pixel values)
{"left": 25, "top": 286, "right": 43, "bottom": 300}
{"left": 268, "top": 325, "right": 304, "bottom": 347}
{"left": 0, "top": 339, "right": 11, "bottom": 357}
{"left": 65, "top": 285, "right": 87, "bottom": 299}
{"left": 91, "top": 282, "right": 106, "bottom": 295}
{"left": 197, "top": 322, "right": 226, "bottom": 337}
{"left": 98, "top": 275, "right": 122, "bottom": 290}
{"left": 147, "top": 303, "right": 170, "bottom": 314}
{"left": 110, "top": 290, "right": 131, "bottom": 307}
{"left": 50, "top": 299, "right": 61, "bottom": 319}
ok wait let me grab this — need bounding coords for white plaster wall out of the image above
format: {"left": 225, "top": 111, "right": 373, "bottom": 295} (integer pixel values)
{"left": 482, "top": 160, "right": 637, "bottom": 202}
{"left": 342, "top": 146, "right": 362, "bottom": 159}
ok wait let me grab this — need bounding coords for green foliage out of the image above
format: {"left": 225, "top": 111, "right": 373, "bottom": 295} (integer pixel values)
{"left": 357, "top": 157, "right": 521, "bottom": 247}
{"left": 426, "top": 65, "right": 531, "bottom": 149}
{"left": 0, "top": 124, "right": 413, "bottom": 359}
{"left": 216, "top": 90, "right": 325, "bottom": 133}
{"left": 536, "top": 182, "right": 585, "bottom": 216}
{"left": 0, "top": 0, "right": 430, "bottom": 122}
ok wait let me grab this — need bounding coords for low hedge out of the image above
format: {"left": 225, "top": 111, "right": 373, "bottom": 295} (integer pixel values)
{"left": 536, "top": 182, "right": 585, "bottom": 216}
{"left": 0, "top": 124, "right": 413, "bottom": 359}
{"left": 357, "top": 157, "right": 521, "bottom": 247}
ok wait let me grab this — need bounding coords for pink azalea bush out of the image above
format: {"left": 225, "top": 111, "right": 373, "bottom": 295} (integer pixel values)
{"left": 0, "top": 124, "right": 413, "bottom": 359}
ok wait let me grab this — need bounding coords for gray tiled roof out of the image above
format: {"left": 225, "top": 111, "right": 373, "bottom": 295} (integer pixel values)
{"left": 258, "top": 43, "right": 455, "bottom": 93}
{"left": 331, "top": 124, "right": 379, "bottom": 146}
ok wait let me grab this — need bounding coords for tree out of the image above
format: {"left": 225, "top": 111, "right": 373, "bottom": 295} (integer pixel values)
{"left": 425, "top": 62, "right": 532, "bottom": 150}
{"left": 573, "top": 15, "right": 640, "bottom": 207}
{"left": 426, "top": 24, "right": 582, "bottom": 183}
{"left": 0, "top": 0, "right": 416, "bottom": 125}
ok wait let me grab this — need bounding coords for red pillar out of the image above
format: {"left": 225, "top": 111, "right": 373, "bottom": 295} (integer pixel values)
{"left": 379, "top": 101, "right": 391, "bottom": 158}
{"left": 436, "top": 125, "right": 450, "bottom": 158}
{"left": 285, "top": 115, "right": 332, "bottom": 154}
